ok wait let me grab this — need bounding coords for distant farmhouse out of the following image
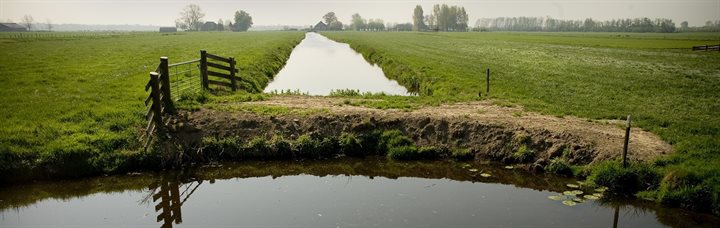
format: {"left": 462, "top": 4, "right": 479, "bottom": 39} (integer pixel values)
{"left": 201, "top": 22, "right": 217, "bottom": 31}
{"left": 312, "top": 21, "right": 327, "bottom": 32}
{"left": 0, "top": 23, "right": 27, "bottom": 32}
{"left": 159, "top": 27, "right": 177, "bottom": 33}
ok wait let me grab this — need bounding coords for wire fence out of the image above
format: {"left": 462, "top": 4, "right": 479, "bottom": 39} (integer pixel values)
{"left": 168, "top": 59, "right": 202, "bottom": 100}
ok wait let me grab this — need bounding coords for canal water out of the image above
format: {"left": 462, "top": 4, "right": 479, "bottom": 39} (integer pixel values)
{"left": 2, "top": 158, "right": 718, "bottom": 227}
{"left": 263, "top": 32, "right": 408, "bottom": 95}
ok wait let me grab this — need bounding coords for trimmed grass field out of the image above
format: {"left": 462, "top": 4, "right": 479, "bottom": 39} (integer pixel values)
{"left": 0, "top": 31, "right": 304, "bottom": 180}
{"left": 323, "top": 31, "right": 720, "bottom": 214}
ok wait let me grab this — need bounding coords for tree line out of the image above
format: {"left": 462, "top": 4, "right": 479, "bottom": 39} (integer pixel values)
{"left": 175, "top": 4, "right": 253, "bottom": 32}
{"left": 474, "top": 17, "right": 692, "bottom": 33}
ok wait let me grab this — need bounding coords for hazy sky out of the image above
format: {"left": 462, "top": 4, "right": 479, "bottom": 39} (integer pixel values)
{"left": 1, "top": 0, "right": 718, "bottom": 26}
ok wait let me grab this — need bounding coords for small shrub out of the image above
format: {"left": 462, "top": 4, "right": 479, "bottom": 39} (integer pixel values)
{"left": 244, "top": 137, "right": 270, "bottom": 158}
{"left": 588, "top": 160, "right": 660, "bottom": 195}
{"left": 450, "top": 148, "right": 474, "bottom": 161}
{"left": 269, "top": 136, "right": 293, "bottom": 159}
{"left": 378, "top": 130, "right": 414, "bottom": 153}
{"left": 512, "top": 144, "right": 535, "bottom": 163}
{"left": 417, "top": 146, "right": 450, "bottom": 159}
{"left": 338, "top": 133, "right": 364, "bottom": 157}
{"left": 546, "top": 158, "right": 573, "bottom": 176}
{"left": 293, "top": 135, "right": 320, "bottom": 159}
{"left": 386, "top": 145, "right": 419, "bottom": 160}
{"left": 656, "top": 169, "right": 714, "bottom": 213}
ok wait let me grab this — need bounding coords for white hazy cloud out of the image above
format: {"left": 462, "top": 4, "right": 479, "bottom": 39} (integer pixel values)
{"left": 1, "top": 0, "right": 718, "bottom": 26}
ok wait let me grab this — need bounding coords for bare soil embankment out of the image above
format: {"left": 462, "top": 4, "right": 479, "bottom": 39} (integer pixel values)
{"left": 171, "top": 96, "right": 671, "bottom": 167}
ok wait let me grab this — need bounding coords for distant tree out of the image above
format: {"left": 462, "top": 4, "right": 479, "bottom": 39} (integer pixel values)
{"left": 175, "top": 19, "right": 188, "bottom": 30}
{"left": 21, "top": 15, "right": 34, "bottom": 31}
{"left": 367, "top": 19, "right": 385, "bottom": 31}
{"left": 328, "top": 21, "right": 343, "bottom": 30}
{"left": 46, "top": 19, "right": 53, "bottom": 31}
{"left": 233, "top": 10, "right": 253, "bottom": 32}
{"left": 217, "top": 19, "right": 224, "bottom": 31}
{"left": 412, "top": 5, "right": 426, "bottom": 31}
{"left": 680, "top": 21, "right": 688, "bottom": 31}
{"left": 323, "top": 12, "right": 338, "bottom": 25}
{"left": 177, "top": 4, "right": 204, "bottom": 31}
{"left": 350, "top": 13, "right": 366, "bottom": 31}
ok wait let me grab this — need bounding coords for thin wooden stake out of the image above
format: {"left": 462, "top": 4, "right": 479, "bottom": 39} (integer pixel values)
{"left": 486, "top": 68, "right": 490, "bottom": 94}
{"left": 622, "top": 115, "right": 631, "bottom": 168}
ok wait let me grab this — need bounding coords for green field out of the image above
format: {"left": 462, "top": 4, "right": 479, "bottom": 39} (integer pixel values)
{"left": 0, "top": 31, "right": 304, "bottom": 179}
{"left": 322, "top": 31, "right": 720, "bottom": 214}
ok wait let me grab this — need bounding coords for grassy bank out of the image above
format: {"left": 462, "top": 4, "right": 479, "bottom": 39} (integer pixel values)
{"left": 322, "top": 31, "right": 720, "bottom": 215}
{"left": 0, "top": 31, "right": 304, "bottom": 182}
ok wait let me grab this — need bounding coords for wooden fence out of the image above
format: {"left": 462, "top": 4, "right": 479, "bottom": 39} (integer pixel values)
{"left": 200, "top": 50, "right": 240, "bottom": 91}
{"left": 142, "top": 51, "right": 239, "bottom": 149}
{"left": 692, "top": 44, "right": 720, "bottom": 51}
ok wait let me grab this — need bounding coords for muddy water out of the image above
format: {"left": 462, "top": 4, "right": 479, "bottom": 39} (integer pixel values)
{"left": 1, "top": 158, "right": 718, "bottom": 228}
{"left": 263, "top": 32, "right": 408, "bottom": 95}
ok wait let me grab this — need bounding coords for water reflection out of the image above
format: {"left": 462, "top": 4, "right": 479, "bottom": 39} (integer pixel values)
{"left": 264, "top": 32, "right": 409, "bottom": 95}
{"left": 1, "top": 159, "right": 719, "bottom": 228}
{"left": 144, "top": 178, "right": 203, "bottom": 228}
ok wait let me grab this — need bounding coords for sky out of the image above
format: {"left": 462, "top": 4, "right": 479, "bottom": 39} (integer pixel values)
{"left": 1, "top": 0, "right": 718, "bottom": 27}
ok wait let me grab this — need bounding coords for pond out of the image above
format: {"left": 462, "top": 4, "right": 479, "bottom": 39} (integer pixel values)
{"left": 263, "top": 32, "right": 409, "bottom": 95}
{"left": 2, "top": 158, "right": 718, "bottom": 227}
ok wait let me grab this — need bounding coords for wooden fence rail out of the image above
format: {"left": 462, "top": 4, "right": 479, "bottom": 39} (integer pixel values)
{"left": 692, "top": 44, "right": 720, "bottom": 51}
{"left": 200, "top": 50, "right": 240, "bottom": 91}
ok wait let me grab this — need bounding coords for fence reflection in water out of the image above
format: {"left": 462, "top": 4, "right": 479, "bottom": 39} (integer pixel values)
{"left": 143, "top": 179, "right": 203, "bottom": 228}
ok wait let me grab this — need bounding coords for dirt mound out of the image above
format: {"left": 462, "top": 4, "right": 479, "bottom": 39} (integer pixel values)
{"left": 171, "top": 96, "right": 671, "bottom": 166}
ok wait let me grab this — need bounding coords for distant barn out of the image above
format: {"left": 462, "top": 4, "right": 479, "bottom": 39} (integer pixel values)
{"left": 159, "top": 27, "right": 177, "bottom": 33}
{"left": 200, "top": 22, "right": 217, "bottom": 31}
{"left": 0, "top": 23, "right": 27, "bottom": 32}
{"left": 313, "top": 21, "right": 327, "bottom": 32}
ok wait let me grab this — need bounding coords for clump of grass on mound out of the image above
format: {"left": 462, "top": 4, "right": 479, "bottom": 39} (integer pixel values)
{"left": 637, "top": 169, "right": 717, "bottom": 214}
{"left": 588, "top": 160, "right": 660, "bottom": 195}
{"left": 546, "top": 158, "right": 573, "bottom": 176}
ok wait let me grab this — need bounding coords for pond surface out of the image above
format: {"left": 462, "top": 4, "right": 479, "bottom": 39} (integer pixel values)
{"left": 263, "top": 32, "right": 409, "bottom": 95}
{"left": 1, "top": 158, "right": 718, "bottom": 228}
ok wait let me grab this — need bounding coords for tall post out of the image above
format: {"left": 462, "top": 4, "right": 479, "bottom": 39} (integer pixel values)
{"left": 159, "top": 57, "right": 175, "bottom": 114}
{"left": 622, "top": 115, "right": 631, "bottom": 168}
{"left": 200, "top": 50, "right": 209, "bottom": 89}
{"left": 229, "top": 57, "right": 237, "bottom": 91}
{"left": 150, "top": 72, "right": 164, "bottom": 130}
{"left": 486, "top": 68, "right": 490, "bottom": 94}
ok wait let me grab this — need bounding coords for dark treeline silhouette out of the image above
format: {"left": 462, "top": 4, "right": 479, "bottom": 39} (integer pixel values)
{"left": 474, "top": 17, "right": 683, "bottom": 33}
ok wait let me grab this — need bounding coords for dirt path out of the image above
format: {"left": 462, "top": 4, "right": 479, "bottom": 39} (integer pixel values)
{"left": 177, "top": 95, "right": 671, "bottom": 165}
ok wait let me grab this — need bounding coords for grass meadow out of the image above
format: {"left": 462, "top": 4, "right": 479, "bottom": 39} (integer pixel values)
{"left": 323, "top": 31, "right": 720, "bottom": 213}
{"left": 0, "top": 31, "right": 303, "bottom": 179}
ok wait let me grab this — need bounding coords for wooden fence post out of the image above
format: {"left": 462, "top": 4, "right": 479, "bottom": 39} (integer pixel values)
{"left": 200, "top": 50, "right": 209, "bottom": 89}
{"left": 150, "top": 72, "right": 164, "bottom": 131}
{"left": 159, "top": 57, "right": 174, "bottom": 114}
{"left": 622, "top": 115, "right": 631, "bottom": 168}
{"left": 229, "top": 57, "right": 237, "bottom": 91}
{"left": 486, "top": 68, "right": 490, "bottom": 94}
